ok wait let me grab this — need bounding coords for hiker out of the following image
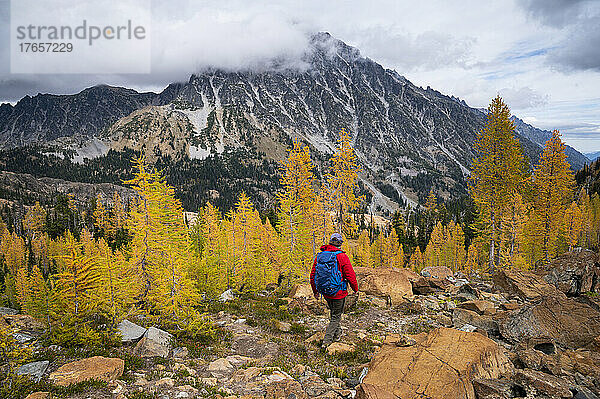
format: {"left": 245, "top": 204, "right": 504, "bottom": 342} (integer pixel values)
{"left": 310, "top": 233, "right": 358, "bottom": 348}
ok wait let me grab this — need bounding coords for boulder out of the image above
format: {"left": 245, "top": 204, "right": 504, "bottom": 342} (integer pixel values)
{"left": 263, "top": 370, "right": 294, "bottom": 384}
{"left": 17, "top": 360, "right": 49, "bottom": 383}
{"left": 326, "top": 342, "right": 355, "bottom": 355}
{"left": 416, "top": 296, "right": 441, "bottom": 311}
{"left": 116, "top": 319, "right": 146, "bottom": 343}
{"left": 499, "top": 295, "right": 600, "bottom": 349}
{"left": 134, "top": 326, "right": 172, "bottom": 357}
{"left": 300, "top": 374, "right": 333, "bottom": 397}
{"left": 172, "top": 347, "right": 189, "bottom": 358}
{"left": 397, "top": 268, "right": 421, "bottom": 282}
{"left": 289, "top": 283, "right": 314, "bottom": 299}
{"left": 273, "top": 320, "right": 291, "bottom": 332}
{"left": 219, "top": 289, "right": 235, "bottom": 302}
{"left": 493, "top": 268, "right": 562, "bottom": 301}
{"left": 579, "top": 294, "right": 600, "bottom": 313}
{"left": 556, "top": 349, "right": 600, "bottom": 380}
{"left": 24, "top": 393, "right": 50, "bottom": 399}
{"left": 354, "top": 267, "right": 413, "bottom": 305}
{"left": 431, "top": 313, "right": 453, "bottom": 327}
{"left": 472, "top": 378, "right": 520, "bottom": 399}
{"left": 305, "top": 331, "right": 325, "bottom": 344}
{"left": 454, "top": 283, "right": 481, "bottom": 302}
{"left": 543, "top": 250, "right": 600, "bottom": 296}
{"left": 513, "top": 368, "right": 573, "bottom": 398}
{"left": 361, "top": 327, "right": 512, "bottom": 399}
{"left": 13, "top": 332, "right": 34, "bottom": 343}
{"left": 231, "top": 366, "right": 262, "bottom": 383}
{"left": 421, "top": 266, "right": 453, "bottom": 280}
{"left": 266, "top": 379, "right": 308, "bottom": 399}
{"left": 208, "top": 357, "right": 233, "bottom": 373}
{"left": 49, "top": 356, "right": 124, "bottom": 386}
{"left": 452, "top": 308, "right": 499, "bottom": 335}
{"left": 458, "top": 300, "right": 496, "bottom": 315}
{"left": 427, "top": 277, "right": 453, "bottom": 291}
{"left": 0, "top": 306, "right": 18, "bottom": 315}
{"left": 411, "top": 277, "right": 436, "bottom": 295}
{"left": 355, "top": 383, "right": 396, "bottom": 399}
{"left": 3, "top": 314, "right": 45, "bottom": 331}
{"left": 155, "top": 377, "right": 175, "bottom": 387}
{"left": 225, "top": 354, "right": 253, "bottom": 366}
{"left": 573, "top": 387, "right": 600, "bottom": 399}
{"left": 500, "top": 302, "right": 521, "bottom": 311}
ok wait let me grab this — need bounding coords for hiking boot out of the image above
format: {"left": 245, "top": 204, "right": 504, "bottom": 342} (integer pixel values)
{"left": 333, "top": 330, "right": 342, "bottom": 342}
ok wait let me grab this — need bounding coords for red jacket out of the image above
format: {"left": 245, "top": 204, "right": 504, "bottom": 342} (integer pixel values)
{"left": 310, "top": 245, "right": 358, "bottom": 299}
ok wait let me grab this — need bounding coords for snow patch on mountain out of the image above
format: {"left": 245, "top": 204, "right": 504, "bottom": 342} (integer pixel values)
{"left": 178, "top": 107, "right": 212, "bottom": 135}
{"left": 188, "top": 145, "right": 212, "bottom": 160}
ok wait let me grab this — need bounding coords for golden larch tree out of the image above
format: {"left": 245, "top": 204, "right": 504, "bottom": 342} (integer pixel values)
{"left": 327, "top": 128, "right": 362, "bottom": 238}
{"left": 470, "top": 96, "right": 528, "bottom": 272}
{"left": 530, "top": 130, "right": 575, "bottom": 263}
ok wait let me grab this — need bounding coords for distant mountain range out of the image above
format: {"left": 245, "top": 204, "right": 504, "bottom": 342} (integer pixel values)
{"left": 510, "top": 116, "right": 589, "bottom": 169}
{"left": 0, "top": 32, "right": 589, "bottom": 212}
{"left": 585, "top": 151, "right": 600, "bottom": 162}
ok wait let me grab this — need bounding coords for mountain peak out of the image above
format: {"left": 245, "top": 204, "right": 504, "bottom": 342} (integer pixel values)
{"left": 309, "top": 31, "right": 362, "bottom": 64}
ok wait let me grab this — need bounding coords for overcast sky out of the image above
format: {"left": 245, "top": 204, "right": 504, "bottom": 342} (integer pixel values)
{"left": 1, "top": 0, "right": 599, "bottom": 152}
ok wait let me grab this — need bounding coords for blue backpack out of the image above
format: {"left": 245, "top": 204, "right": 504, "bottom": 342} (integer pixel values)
{"left": 315, "top": 250, "right": 347, "bottom": 296}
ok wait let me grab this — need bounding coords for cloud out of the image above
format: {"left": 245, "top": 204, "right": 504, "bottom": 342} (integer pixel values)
{"left": 517, "top": 0, "right": 588, "bottom": 27}
{"left": 0, "top": 0, "right": 315, "bottom": 101}
{"left": 547, "top": 15, "right": 600, "bottom": 72}
{"left": 150, "top": 7, "right": 311, "bottom": 77}
{"left": 516, "top": 0, "right": 600, "bottom": 72}
{"left": 355, "top": 27, "right": 474, "bottom": 71}
{"left": 499, "top": 86, "right": 549, "bottom": 109}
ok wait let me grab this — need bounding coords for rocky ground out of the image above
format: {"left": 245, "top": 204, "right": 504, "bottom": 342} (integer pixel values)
{"left": 6, "top": 249, "right": 600, "bottom": 399}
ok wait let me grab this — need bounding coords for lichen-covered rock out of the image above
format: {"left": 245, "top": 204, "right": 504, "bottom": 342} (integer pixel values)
{"left": 542, "top": 250, "right": 600, "bottom": 296}
{"left": 326, "top": 342, "right": 355, "bottom": 355}
{"left": 493, "top": 268, "right": 562, "bottom": 301}
{"left": 421, "top": 266, "right": 453, "bottom": 280}
{"left": 265, "top": 379, "right": 308, "bottom": 399}
{"left": 354, "top": 267, "right": 413, "bottom": 305}
{"left": 3, "top": 314, "right": 45, "bottom": 331}
{"left": 361, "top": 327, "right": 512, "bottom": 399}
{"left": 49, "top": 356, "right": 124, "bottom": 386}
{"left": 134, "top": 327, "right": 172, "bottom": 357}
{"left": 17, "top": 360, "right": 49, "bottom": 383}
{"left": 513, "top": 368, "right": 573, "bottom": 398}
{"left": 458, "top": 300, "right": 496, "bottom": 315}
{"left": 453, "top": 308, "right": 499, "bottom": 335}
{"left": 0, "top": 307, "right": 18, "bottom": 315}
{"left": 355, "top": 383, "right": 396, "bottom": 399}
{"left": 116, "top": 319, "right": 146, "bottom": 343}
{"left": 289, "top": 283, "right": 314, "bottom": 299}
{"left": 499, "top": 296, "right": 600, "bottom": 349}
{"left": 207, "top": 357, "right": 234, "bottom": 374}
{"left": 472, "top": 378, "right": 518, "bottom": 399}
{"left": 24, "top": 392, "right": 50, "bottom": 399}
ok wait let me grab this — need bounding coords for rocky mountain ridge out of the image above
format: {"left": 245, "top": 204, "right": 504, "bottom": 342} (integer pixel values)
{"left": 0, "top": 33, "right": 588, "bottom": 210}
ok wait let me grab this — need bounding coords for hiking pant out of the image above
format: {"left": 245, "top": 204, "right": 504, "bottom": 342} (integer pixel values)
{"left": 323, "top": 297, "right": 345, "bottom": 346}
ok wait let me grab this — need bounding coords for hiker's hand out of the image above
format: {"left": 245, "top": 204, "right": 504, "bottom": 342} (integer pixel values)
{"left": 314, "top": 292, "right": 320, "bottom": 300}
